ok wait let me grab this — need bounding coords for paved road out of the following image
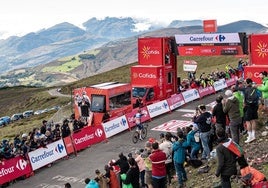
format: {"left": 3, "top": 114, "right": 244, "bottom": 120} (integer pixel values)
{"left": 10, "top": 92, "right": 223, "bottom": 188}
{"left": 48, "top": 88, "right": 71, "bottom": 98}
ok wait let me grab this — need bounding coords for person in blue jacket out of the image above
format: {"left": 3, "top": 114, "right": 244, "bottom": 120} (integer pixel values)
{"left": 85, "top": 178, "right": 99, "bottom": 188}
{"left": 172, "top": 129, "right": 189, "bottom": 188}
{"left": 186, "top": 123, "right": 201, "bottom": 159}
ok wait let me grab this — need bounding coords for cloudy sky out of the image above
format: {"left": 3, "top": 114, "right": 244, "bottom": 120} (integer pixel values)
{"left": 0, "top": 0, "right": 266, "bottom": 39}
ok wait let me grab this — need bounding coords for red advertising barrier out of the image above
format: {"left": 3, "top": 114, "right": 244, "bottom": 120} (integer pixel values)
{"left": 166, "top": 93, "right": 185, "bottom": 110}
{"left": 0, "top": 156, "right": 32, "bottom": 185}
{"left": 198, "top": 86, "right": 215, "bottom": 98}
{"left": 125, "top": 107, "right": 150, "bottom": 129}
{"left": 63, "top": 136, "right": 75, "bottom": 155}
{"left": 72, "top": 126, "right": 106, "bottom": 151}
{"left": 226, "top": 77, "right": 237, "bottom": 87}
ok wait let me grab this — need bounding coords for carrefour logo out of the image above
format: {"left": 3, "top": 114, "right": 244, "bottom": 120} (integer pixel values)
{"left": 141, "top": 46, "right": 160, "bottom": 59}
{"left": 95, "top": 128, "right": 103, "bottom": 137}
{"left": 16, "top": 159, "right": 27, "bottom": 170}
{"left": 162, "top": 102, "right": 168, "bottom": 109}
{"left": 120, "top": 118, "right": 127, "bottom": 126}
{"left": 255, "top": 42, "right": 268, "bottom": 58}
{"left": 215, "top": 35, "right": 226, "bottom": 42}
{"left": 55, "top": 144, "right": 64, "bottom": 153}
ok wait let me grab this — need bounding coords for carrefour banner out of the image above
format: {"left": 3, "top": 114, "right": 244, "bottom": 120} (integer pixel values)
{"left": 72, "top": 126, "right": 106, "bottom": 151}
{"left": 181, "top": 89, "right": 200, "bottom": 103}
{"left": 146, "top": 100, "right": 170, "bottom": 118}
{"left": 175, "top": 33, "right": 241, "bottom": 45}
{"left": 28, "top": 139, "right": 67, "bottom": 171}
{"left": 0, "top": 155, "right": 32, "bottom": 185}
{"left": 213, "top": 78, "right": 228, "bottom": 91}
{"left": 102, "top": 115, "right": 129, "bottom": 138}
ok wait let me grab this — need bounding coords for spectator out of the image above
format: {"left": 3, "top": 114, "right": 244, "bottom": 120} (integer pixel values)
{"left": 173, "top": 129, "right": 188, "bottom": 188}
{"left": 222, "top": 90, "right": 241, "bottom": 144}
{"left": 238, "top": 156, "right": 266, "bottom": 187}
{"left": 142, "top": 141, "right": 153, "bottom": 188}
{"left": 85, "top": 178, "right": 99, "bottom": 188}
{"left": 257, "top": 71, "right": 268, "bottom": 111}
{"left": 244, "top": 78, "right": 259, "bottom": 143}
{"left": 159, "top": 132, "right": 173, "bottom": 186}
{"left": 231, "top": 85, "right": 245, "bottom": 134}
{"left": 94, "top": 169, "right": 108, "bottom": 188}
{"left": 13, "top": 134, "right": 22, "bottom": 151}
{"left": 134, "top": 96, "right": 144, "bottom": 108}
{"left": 104, "top": 165, "right": 119, "bottom": 188}
{"left": 149, "top": 142, "right": 167, "bottom": 188}
{"left": 64, "top": 182, "right": 72, "bottom": 188}
{"left": 186, "top": 123, "right": 201, "bottom": 159}
{"left": 121, "top": 157, "right": 140, "bottom": 188}
{"left": 212, "top": 95, "right": 227, "bottom": 132}
{"left": 193, "top": 104, "right": 212, "bottom": 160}
{"left": 112, "top": 152, "right": 129, "bottom": 175}
{"left": 40, "top": 120, "right": 47, "bottom": 135}
{"left": 134, "top": 150, "right": 146, "bottom": 187}
{"left": 61, "top": 119, "right": 71, "bottom": 138}
{"left": 215, "top": 127, "right": 237, "bottom": 188}
{"left": 53, "top": 124, "right": 61, "bottom": 140}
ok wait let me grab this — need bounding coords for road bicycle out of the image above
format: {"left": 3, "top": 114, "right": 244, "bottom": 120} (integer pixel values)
{"left": 132, "top": 123, "right": 148, "bottom": 144}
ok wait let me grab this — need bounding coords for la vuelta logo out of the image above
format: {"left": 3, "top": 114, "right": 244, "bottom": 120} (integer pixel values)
{"left": 141, "top": 46, "right": 160, "bottom": 59}
{"left": 255, "top": 42, "right": 268, "bottom": 58}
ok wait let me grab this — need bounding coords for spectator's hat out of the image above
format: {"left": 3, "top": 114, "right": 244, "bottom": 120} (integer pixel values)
{"left": 148, "top": 137, "right": 155, "bottom": 143}
{"left": 22, "top": 133, "right": 28, "bottom": 138}
{"left": 225, "top": 90, "right": 233, "bottom": 97}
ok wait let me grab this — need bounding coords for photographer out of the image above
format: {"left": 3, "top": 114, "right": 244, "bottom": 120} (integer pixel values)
{"left": 193, "top": 104, "right": 212, "bottom": 161}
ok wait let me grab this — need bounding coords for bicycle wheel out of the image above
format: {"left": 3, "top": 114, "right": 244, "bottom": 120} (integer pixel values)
{"left": 132, "top": 131, "right": 139, "bottom": 144}
{"left": 141, "top": 126, "right": 147, "bottom": 139}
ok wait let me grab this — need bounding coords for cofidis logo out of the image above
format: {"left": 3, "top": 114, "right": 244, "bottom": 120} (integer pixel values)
{"left": 141, "top": 46, "right": 160, "bottom": 59}
{"left": 255, "top": 42, "right": 268, "bottom": 58}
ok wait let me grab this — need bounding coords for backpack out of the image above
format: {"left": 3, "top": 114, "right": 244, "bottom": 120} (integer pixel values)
{"left": 245, "top": 87, "right": 260, "bottom": 104}
{"left": 194, "top": 131, "right": 200, "bottom": 143}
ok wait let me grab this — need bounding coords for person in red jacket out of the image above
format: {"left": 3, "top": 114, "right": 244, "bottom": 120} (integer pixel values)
{"left": 149, "top": 142, "right": 167, "bottom": 188}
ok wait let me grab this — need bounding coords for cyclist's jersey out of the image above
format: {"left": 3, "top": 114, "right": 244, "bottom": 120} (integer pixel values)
{"left": 134, "top": 112, "right": 142, "bottom": 125}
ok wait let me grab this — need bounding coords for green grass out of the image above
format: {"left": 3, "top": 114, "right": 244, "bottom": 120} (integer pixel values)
{"left": 42, "top": 59, "right": 82, "bottom": 73}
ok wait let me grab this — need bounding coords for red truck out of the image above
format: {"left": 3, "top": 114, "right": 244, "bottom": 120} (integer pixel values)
{"left": 132, "top": 37, "right": 178, "bottom": 107}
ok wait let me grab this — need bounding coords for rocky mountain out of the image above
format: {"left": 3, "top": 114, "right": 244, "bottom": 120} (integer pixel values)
{"left": 0, "top": 18, "right": 267, "bottom": 88}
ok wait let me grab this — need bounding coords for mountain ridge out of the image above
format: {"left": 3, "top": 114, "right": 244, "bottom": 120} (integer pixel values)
{"left": 0, "top": 18, "right": 267, "bottom": 88}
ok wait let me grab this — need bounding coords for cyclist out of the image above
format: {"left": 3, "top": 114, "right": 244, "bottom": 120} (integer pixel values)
{"left": 134, "top": 109, "right": 144, "bottom": 140}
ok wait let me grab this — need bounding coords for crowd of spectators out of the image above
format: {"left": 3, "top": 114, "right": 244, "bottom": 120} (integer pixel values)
{"left": 0, "top": 117, "right": 86, "bottom": 161}
{"left": 179, "top": 60, "right": 247, "bottom": 92}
